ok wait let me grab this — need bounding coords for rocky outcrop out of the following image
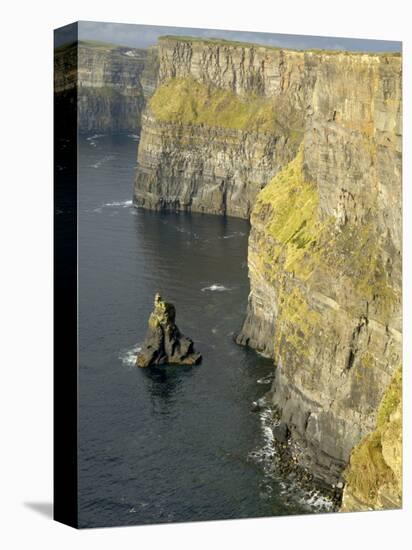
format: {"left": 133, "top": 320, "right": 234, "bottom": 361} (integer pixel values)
{"left": 134, "top": 36, "right": 402, "bottom": 497}
{"left": 341, "top": 367, "right": 402, "bottom": 511}
{"left": 136, "top": 294, "right": 201, "bottom": 367}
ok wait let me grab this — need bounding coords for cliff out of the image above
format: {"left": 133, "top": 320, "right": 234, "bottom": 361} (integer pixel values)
{"left": 239, "top": 51, "right": 402, "bottom": 491}
{"left": 54, "top": 40, "right": 156, "bottom": 133}
{"left": 134, "top": 37, "right": 402, "bottom": 504}
{"left": 134, "top": 37, "right": 311, "bottom": 216}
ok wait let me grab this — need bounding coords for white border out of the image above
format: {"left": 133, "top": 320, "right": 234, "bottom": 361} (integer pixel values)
{"left": 1, "top": 1, "right": 410, "bottom": 548}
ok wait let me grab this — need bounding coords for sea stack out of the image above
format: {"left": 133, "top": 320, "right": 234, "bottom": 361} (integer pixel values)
{"left": 136, "top": 293, "right": 202, "bottom": 368}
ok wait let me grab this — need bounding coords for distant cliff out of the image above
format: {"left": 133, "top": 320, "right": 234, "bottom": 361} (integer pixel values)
{"left": 134, "top": 36, "right": 402, "bottom": 506}
{"left": 54, "top": 40, "right": 159, "bottom": 133}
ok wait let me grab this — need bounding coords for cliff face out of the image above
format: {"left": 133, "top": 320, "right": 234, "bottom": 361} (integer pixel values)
{"left": 54, "top": 41, "right": 156, "bottom": 134}
{"left": 77, "top": 42, "right": 148, "bottom": 133}
{"left": 134, "top": 37, "right": 402, "bottom": 500}
{"left": 239, "top": 52, "right": 402, "bottom": 488}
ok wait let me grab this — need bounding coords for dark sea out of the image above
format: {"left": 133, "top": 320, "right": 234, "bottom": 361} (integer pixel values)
{"left": 77, "top": 134, "right": 331, "bottom": 528}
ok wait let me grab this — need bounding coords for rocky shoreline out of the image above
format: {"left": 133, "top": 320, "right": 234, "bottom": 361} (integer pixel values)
{"left": 251, "top": 392, "right": 343, "bottom": 511}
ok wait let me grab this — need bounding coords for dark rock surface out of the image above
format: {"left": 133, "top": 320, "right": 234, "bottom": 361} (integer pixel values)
{"left": 273, "top": 422, "right": 289, "bottom": 444}
{"left": 136, "top": 294, "right": 202, "bottom": 368}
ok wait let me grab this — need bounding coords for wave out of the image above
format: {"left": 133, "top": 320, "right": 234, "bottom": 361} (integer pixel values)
{"left": 104, "top": 200, "right": 132, "bottom": 208}
{"left": 90, "top": 154, "right": 116, "bottom": 169}
{"left": 127, "top": 134, "right": 140, "bottom": 141}
{"left": 90, "top": 199, "right": 133, "bottom": 213}
{"left": 257, "top": 374, "right": 275, "bottom": 385}
{"left": 86, "top": 134, "right": 106, "bottom": 141}
{"left": 201, "top": 284, "right": 231, "bottom": 292}
{"left": 119, "top": 344, "right": 141, "bottom": 367}
{"left": 220, "top": 231, "right": 246, "bottom": 240}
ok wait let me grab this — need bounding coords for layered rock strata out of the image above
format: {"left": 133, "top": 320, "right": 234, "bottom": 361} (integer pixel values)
{"left": 136, "top": 294, "right": 201, "bottom": 367}
{"left": 77, "top": 41, "right": 148, "bottom": 133}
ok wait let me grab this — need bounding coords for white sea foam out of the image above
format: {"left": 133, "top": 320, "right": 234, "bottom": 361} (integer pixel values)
{"left": 104, "top": 200, "right": 133, "bottom": 208}
{"left": 201, "top": 284, "right": 231, "bottom": 292}
{"left": 220, "top": 231, "right": 246, "bottom": 239}
{"left": 90, "top": 154, "right": 116, "bottom": 169}
{"left": 127, "top": 134, "right": 140, "bottom": 141}
{"left": 119, "top": 344, "right": 142, "bottom": 366}
{"left": 257, "top": 374, "right": 275, "bottom": 385}
{"left": 248, "top": 407, "right": 335, "bottom": 514}
{"left": 91, "top": 200, "right": 133, "bottom": 213}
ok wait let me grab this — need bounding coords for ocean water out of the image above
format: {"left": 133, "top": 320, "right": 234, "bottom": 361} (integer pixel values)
{"left": 77, "top": 134, "right": 329, "bottom": 528}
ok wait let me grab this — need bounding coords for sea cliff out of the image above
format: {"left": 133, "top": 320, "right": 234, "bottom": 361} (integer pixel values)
{"left": 55, "top": 40, "right": 157, "bottom": 133}
{"left": 132, "top": 36, "right": 402, "bottom": 508}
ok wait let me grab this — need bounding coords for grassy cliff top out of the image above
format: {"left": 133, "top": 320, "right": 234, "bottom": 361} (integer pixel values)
{"left": 78, "top": 39, "right": 120, "bottom": 49}
{"left": 55, "top": 39, "right": 145, "bottom": 53}
{"left": 78, "top": 40, "right": 147, "bottom": 52}
{"left": 158, "top": 35, "right": 401, "bottom": 57}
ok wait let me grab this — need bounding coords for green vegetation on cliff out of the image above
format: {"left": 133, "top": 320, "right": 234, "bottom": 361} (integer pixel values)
{"left": 158, "top": 35, "right": 281, "bottom": 50}
{"left": 253, "top": 147, "right": 325, "bottom": 280}
{"left": 149, "top": 77, "right": 277, "bottom": 131}
{"left": 341, "top": 366, "right": 402, "bottom": 511}
{"left": 377, "top": 366, "right": 402, "bottom": 428}
{"left": 252, "top": 146, "right": 397, "bottom": 325}
{"left": 250, "top": 144, "right": 399, "bottom": 370}
{"left": 251, "top": 148, "right": 324, "bottom": 359}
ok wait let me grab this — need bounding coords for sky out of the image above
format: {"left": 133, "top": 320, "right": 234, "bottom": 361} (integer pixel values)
{"left": 55, "top": 20, "right": 401, "bottom": 53}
